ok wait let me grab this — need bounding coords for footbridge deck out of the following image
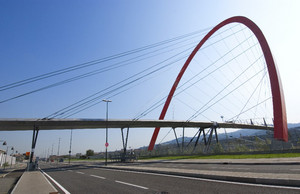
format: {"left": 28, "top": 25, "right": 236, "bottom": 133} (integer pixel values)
{"left": 0, "top": 118, "right": 273, "bottom": 131}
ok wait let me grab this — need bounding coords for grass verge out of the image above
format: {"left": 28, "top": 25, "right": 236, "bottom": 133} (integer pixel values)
{"left": 140, "top": 153, "right": 300, "bottom": 160}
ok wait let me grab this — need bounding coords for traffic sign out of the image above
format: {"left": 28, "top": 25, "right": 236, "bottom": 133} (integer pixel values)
{"left": 105, "top": 142, "right": 109, "bottom": 147}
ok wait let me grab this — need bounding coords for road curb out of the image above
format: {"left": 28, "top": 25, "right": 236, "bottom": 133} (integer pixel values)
{"left": 10, "top": 170, "right": 25, "bottom": 194}
{"left": 100, "top": 166, "right": 300, "bottom": 188}
{"left": 0, "top": 169, "right": 15, "bottom": 178}
{"left": 11, "top": 170, "right": 58, "bottom": 194}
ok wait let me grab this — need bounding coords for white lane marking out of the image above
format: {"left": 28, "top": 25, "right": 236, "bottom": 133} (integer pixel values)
{"left": 76, "top": 171, "right": 84, "bottom": 174}
{"left": 39, "top": 169, "right": 58, "bottom": 192}
{"left": 227, "top": 167, "right": 250, "bottom": 170}
{"left": 90, "top": 174, "right": 106, "bottom": 179}
{"left": 291, "top": 169, "right": 300, "bottom": 171}
{"left": 115, "top": 180, "right": 149, "bottom": 190}
{"left": 11, "top": 170, "right": 26, "bottom": 194}
{"left": 67, "top": 170, "right": 73, "bottom": 172}
{"left": 2, "top": 170, "right": 15, "bottom": 178}
{"left": 40, "top": 169, "right": 71, "bottom": 194}
{"left": 209, "top": 167, "right": 250, "bottom": 170}
{"left": 100, "top": 168, "right": 300, "bottom": 190}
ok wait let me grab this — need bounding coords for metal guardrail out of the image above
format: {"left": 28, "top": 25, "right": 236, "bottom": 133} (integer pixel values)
{"left": 110, "top": 153, "right": 137, "bottom": 162}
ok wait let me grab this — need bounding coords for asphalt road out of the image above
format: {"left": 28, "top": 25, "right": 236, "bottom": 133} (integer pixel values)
{"left": 0, "top": 169, "right": 24, "bottom": 194}
{"left": 40, "top": 163, "right": 300, "bottom": 194}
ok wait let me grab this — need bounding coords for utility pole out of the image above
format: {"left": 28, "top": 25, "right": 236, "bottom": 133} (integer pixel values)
{"left": 102, "top": 99, "right": 112, "bottom": 166}
{"left": 182, "top": 127, "right": 185, "bottom": 153}
{"left": 47, "top": 148, "right": 49, "bottom": 162}
{"left": 57, "top": 138, "right": 61, "bottom": 156}
{"left": 221, "top": 115, "right": 230, "bottom": 151}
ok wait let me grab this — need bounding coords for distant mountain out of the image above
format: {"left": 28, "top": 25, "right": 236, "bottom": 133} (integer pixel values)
{"left": 288, "top": 123, "right": 300, "bottom": 129}
{"left": 136, "top": 123, "right": 300, "bottom": 149}
{"left": 160, "top": 122, "right": 300, "bottom": 146}
{"left": 160, "top": 129, "right": 267, "bottom": 145}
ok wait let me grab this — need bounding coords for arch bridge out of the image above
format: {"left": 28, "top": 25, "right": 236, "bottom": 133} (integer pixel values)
{"left": 0, "top": 16, "right": 288, "bottom": 167}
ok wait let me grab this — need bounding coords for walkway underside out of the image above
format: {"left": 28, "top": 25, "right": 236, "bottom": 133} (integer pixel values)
{"left": 0, "top": 118, "right": 273, "bottom": 131}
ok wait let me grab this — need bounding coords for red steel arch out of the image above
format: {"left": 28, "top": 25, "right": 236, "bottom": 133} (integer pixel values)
{"left": 148, "top": 16, "right": 288, "bottom": 151}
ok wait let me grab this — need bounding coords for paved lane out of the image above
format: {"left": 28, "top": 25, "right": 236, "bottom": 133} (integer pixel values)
{"left": 112, "top": 161, "right": 300, "bottom": 174}
{"left": 40, "top": 163, "right": 300, "bottom": 194}
{"left": 42, "top": 166, "right": 149, "bottom": 194}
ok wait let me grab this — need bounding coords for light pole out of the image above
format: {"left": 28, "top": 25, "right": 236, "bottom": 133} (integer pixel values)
{"left": 47, "top": 148, "right": 49, "bottom": 162}
{"left": 0, "top": 140, "right": 6, "bottom": 145}
{"left": 10, "top": 149, "right": 15, "bottom": 168}
{"left": 57, "top": 138, "right": 61, "bottom": 156}
{"left": 0, "top": 141, "right": 6, "bottom": 167}
{"left": 69, "top": 129, "right": 73, "bottom": 165}
{"left": 57, "top": 138, "right": 61, "bottom": 163}
{"left": 102, "top": 99, "right": 112, "bottom": 166}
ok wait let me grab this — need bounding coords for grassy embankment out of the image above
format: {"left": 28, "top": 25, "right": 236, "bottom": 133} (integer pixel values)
{"left": 69, "top": 153, "right": 300, "bottom": 162}
{"left": 140, "top": 153, "right": 300, "bottom": 160}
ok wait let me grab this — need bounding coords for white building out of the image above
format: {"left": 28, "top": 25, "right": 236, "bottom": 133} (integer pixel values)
{"left": 0, "top": 149, "right": 16, "bottom": 167}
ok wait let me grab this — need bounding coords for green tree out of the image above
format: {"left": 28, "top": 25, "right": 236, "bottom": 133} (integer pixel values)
{"left": 297, "top": 138, "right": 300, "bottom": 145}
{"left": 3, "top": 162, "right": 9, "bottom": 168}
{"left": 234, "top": 144, "right": 249, "bottom": 152}
{"left": 254, "top": 137, "right": 267, "bottom": 151}
{"left": 213, "top": 143, "right": 224, "bottom": 154}
{"left": 86, "top": 149, "right": 94, "bottom": 156}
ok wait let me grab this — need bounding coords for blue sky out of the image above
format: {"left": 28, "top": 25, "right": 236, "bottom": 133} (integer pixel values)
{"left": 0, "top": 0, "right": 299, "bottom": 156}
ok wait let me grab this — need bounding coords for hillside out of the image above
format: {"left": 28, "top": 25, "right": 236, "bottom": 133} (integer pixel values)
{"left": 160, "top": 123, "right": 300, "bottom": 146}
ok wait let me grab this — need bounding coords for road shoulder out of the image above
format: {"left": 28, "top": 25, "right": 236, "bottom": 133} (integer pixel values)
{"left": 11, "top": 170, "right": 58, "bottom": 194}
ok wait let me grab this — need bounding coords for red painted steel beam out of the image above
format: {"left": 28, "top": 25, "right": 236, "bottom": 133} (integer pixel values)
{"left": 148, "top": 16, "right": 288, "bottom": 151}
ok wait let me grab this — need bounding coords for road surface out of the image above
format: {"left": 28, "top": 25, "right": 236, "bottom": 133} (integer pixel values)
{"left": 39, "top": 162, "right": 300, "bottom": 194}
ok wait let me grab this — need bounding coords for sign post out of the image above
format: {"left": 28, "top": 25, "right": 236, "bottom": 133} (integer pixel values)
{"left": 102, "top": 99, "right": 112, "bottom": 166}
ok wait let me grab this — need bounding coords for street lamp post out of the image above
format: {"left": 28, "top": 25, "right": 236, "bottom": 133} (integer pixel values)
{"left": 0, "top": 141, "right": 6, "bottom": 167}
{"left": 0, "top": 140, "right": 6, "bottom": 145}
{"left": 69, "top": 129, "right": 73, "bottom": 165}
{"left": 57, "top": 138, "right": 61, "bottom": 163}
{"left": 10, "top": 149, "right": 15, "bottom": 168}
{"left": 57, "top": 138, "right": 61, "bottom": 156}
{"left": 102, "top": 99, "right": 112, "bottom": 166}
